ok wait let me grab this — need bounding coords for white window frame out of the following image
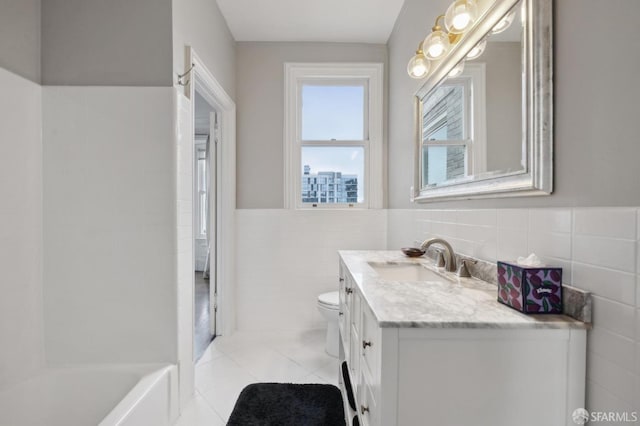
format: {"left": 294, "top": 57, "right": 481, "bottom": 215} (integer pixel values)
{"left": 194, "top": 136, "right": 208, "bottom": 240}
{"left": 421, "top": 63, "right": 486, "bottom": 187}
{"left": 284, "top": 63, "right": 384, "bottom": 209}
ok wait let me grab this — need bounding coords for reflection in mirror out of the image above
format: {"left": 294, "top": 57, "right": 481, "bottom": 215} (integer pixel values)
{"left": 413, "top": 0, "right": 553, "bottom": 202}
{"left": 421, "top": 80, "right": 470, "bottom": 186}
{"left": 421, "top": 0, "right": 523, "bottom": 189}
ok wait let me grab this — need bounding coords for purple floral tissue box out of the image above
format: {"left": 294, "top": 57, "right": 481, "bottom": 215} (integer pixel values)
{"left": 497, "top": 261, "right": 562, "bottom": 314}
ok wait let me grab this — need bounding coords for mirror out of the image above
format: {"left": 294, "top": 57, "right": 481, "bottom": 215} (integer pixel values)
{"left": 413, "top": 0, "right": 552, "bottom": 202}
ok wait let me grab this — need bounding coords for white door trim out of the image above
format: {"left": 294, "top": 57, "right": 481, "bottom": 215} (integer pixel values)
{"left": 208, "top": 110, "right": 217, "bottom": 335}
{"left": 175, "top": 46, "right": 236, "bottom": 410}
{"left": 187, "top": 47, "right": 236, "bottom": 338}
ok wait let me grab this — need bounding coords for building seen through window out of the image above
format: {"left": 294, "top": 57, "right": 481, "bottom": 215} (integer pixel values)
{"left": 301, "top": 165, "right": 358, "bottom": 204}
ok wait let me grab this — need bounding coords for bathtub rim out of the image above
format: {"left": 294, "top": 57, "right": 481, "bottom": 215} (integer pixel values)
{"left": 99, "top": 363, "right": 178, "bottom": 426}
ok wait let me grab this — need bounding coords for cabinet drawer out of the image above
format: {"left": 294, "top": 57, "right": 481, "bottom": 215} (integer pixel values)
{"left": 361, "top": 304, "right": 380, "bottom": 379}
{"left": 357, "top": 370, "right": 379, "bottom": 426}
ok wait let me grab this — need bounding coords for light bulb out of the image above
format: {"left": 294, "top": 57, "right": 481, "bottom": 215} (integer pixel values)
{"left": 448, "top": 61, "right": 465, "bottom": 78}
{"left": 466, "top": 38, "right": 487, "bottom": 60}
{"left": 452, "top": 12, "right": 471, "bottom": 30}
{"left": 407, "top": 53, "right": 430, "bottom": 79}
{"left": 445, "top": 0, "right": 478, "bottom": 34}
{"left": 491, "top": 9, "right": 516, "bottom": 34}
{"left": 428, "top": 43, "right": 444, "bottom": 58}
{"left": 423, "top": 30, "right": 450, "bottom": 60}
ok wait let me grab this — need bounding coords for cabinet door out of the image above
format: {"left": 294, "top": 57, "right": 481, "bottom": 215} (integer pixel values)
{"left": 338, "top": 267, "right": 349, "bottom": 353}
{"left": 348, "top": 291, "right": 361, "bottom": 379}
{"left": 357, "top": 368, "right": 379, "bottom": 426}
{"left": 361, "top": 303, "right": 380, "bottom": 381}
{"left": 351, "top": 286, "right": 361, "bottom": 335}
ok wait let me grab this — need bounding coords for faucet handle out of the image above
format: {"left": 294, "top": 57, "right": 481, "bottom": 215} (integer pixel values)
{"left": 456, "top": 257, "right": 477, "bottom": 278}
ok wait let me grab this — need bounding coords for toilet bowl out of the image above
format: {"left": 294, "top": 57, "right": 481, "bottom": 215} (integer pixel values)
{"left": 317, "top": 291, "right": 340, "bottom": 357}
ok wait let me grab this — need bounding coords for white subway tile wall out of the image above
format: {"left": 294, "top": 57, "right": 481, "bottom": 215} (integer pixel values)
{"left": 235, "top": 209, "right": 387, "bottom": 331}
{"left": 175, "top": 93, "right": 195, "bottom": 407}
{"left": 387, "top": 207, "right": 639, "bottom": 414}
{"left": 238, "top": 207, "right": 639, "bottom": 413}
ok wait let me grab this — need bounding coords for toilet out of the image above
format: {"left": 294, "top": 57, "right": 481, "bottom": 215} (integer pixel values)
{"left": 317, "top": 291, "right": 340, "bottom": 357}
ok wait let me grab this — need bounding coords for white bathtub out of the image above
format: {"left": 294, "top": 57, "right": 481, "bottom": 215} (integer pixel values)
{"left": 0, "top": 364, "right": 178, "bottom": 426}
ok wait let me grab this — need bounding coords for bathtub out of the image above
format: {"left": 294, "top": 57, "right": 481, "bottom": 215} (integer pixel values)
{"left": 0, "top": 364, "right": 178, "bottom": 426}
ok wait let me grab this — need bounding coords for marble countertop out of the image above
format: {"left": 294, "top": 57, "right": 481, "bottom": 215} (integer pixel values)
{"left": 339, "top": 250, "right": 590, "bottom": 329}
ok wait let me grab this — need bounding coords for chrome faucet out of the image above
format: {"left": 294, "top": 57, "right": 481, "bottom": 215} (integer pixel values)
{"left": 420, "top": 238, "right": 457, "bottom": 272}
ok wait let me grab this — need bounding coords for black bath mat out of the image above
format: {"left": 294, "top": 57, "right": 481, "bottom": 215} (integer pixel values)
{"left": 227, "top": 383, "right": 346, "bottom": 426}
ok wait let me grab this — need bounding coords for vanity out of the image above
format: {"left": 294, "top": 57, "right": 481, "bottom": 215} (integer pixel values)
{"left": 337, "top": 251, "right": 588, "bottom": 426}
{"left": 338, "top": 0, "right": 585, "bottom": 423}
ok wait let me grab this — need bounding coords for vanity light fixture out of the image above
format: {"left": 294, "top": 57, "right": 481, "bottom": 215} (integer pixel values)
{"left": 491, "top": 9, "right": 516, "bottom": 34}
{"left": 466, "top": 38, "right": 487, "bottom": 60}
{"left": 422, "top": 15, "right": 454, "bottom": 60}
{"left": 444, "top": 0, "right": 479, "bottom": 34}
{"left": 407, "top": 41, "right": 431, "bottom": 79}
{"left": 406, "top": 0, "right": 478, "bottom": 79}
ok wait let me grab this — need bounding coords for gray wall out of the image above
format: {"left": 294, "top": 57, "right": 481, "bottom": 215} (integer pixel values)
{"left": 41, "top": 0, "right": 173, "bottom": 86}
{"left": 388, "top": 0, "right": 640, "bottom": 208}
{"left": 483, "top": 42, "right": 521, "bottom": 173}
{"left": 387, "top": 0, "right": 450, "bottom": 209}
{"left": 0, "top": 0, "right": 40, "bottom": 83}
{"left": 173, "top": 0, "right": 236, "bottom": 100}
{"left": 236, "top": 42, "right": 388, "bottom": 208}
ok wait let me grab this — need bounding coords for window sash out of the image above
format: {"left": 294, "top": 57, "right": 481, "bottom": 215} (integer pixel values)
{"left": 420, "top": 141, "right": 474, "bottom": 188}
{"left": 194, "top": 141, "right": 208, "bottom": 239}
{"left": 298, "top": 141, "right": 369, "bottom": 208}
{"left": 299, "top": 79, "right": 369, "bottom": 142}
{"left": 420, "top": 76, "right": 474, "bottom": 188}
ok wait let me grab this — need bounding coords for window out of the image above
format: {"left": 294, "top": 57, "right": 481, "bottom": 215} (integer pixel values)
{"left": 285, "top": 63, "right": 383, "bottom": 209}
{"left": 420, "top": 63, "right": 486, "bottom": 187}
{"left": 422, "top": 81, "right": 469, "bottom": 186}
{"left": 194, "top": 137, "right": 208, "bottom": 239}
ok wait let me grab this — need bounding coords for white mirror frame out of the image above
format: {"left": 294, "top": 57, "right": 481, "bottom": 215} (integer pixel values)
{"left": 413, "top": 0, "right": 553, "bottom": 202}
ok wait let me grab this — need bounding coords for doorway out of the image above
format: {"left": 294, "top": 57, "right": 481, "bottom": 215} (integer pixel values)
{"left": 176, "top": 47, "right": 236, "bottom": 410}
{"left": 193, "top": 91, "right": 217, "bottom": 361}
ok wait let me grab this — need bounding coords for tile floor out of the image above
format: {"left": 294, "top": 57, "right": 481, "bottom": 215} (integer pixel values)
{"left": 175, "top": 329, "right": 339, "bottom": 425}
{"left": 194, "top": 271, "right": 213, "bottom": 361}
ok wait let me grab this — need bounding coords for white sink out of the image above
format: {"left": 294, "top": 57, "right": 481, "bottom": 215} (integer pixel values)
{"left": 367, "top": 262, "right": 449, "bottom": 282}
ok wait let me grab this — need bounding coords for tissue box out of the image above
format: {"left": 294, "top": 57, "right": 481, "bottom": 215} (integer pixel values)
{"left": 497, "top": 261, "right": 562, "bottom": 314}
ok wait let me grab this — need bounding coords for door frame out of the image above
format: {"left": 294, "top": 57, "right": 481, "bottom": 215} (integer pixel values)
{"left": 187, "top": 47, "right": 236, "bottom": 338}
{"left": 175, "top": 47, "right": 236, "bottom": 410}
{"left": 206, "top": 112, "right": 217, "bottom": 334}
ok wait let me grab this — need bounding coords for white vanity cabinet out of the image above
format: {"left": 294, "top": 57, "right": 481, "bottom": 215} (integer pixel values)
{"left": 338, "top": 263, "right": 362, "bottom": 393}
{"left": 339, "top": 259, "right": 389, "bottom": 426}
{"left": 338, "top": 253, "right": 588, "bottom": 426}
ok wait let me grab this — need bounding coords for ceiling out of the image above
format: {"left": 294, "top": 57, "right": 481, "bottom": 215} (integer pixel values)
{"left": 216, "top": 0, "right": 406, "bottom": 43}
